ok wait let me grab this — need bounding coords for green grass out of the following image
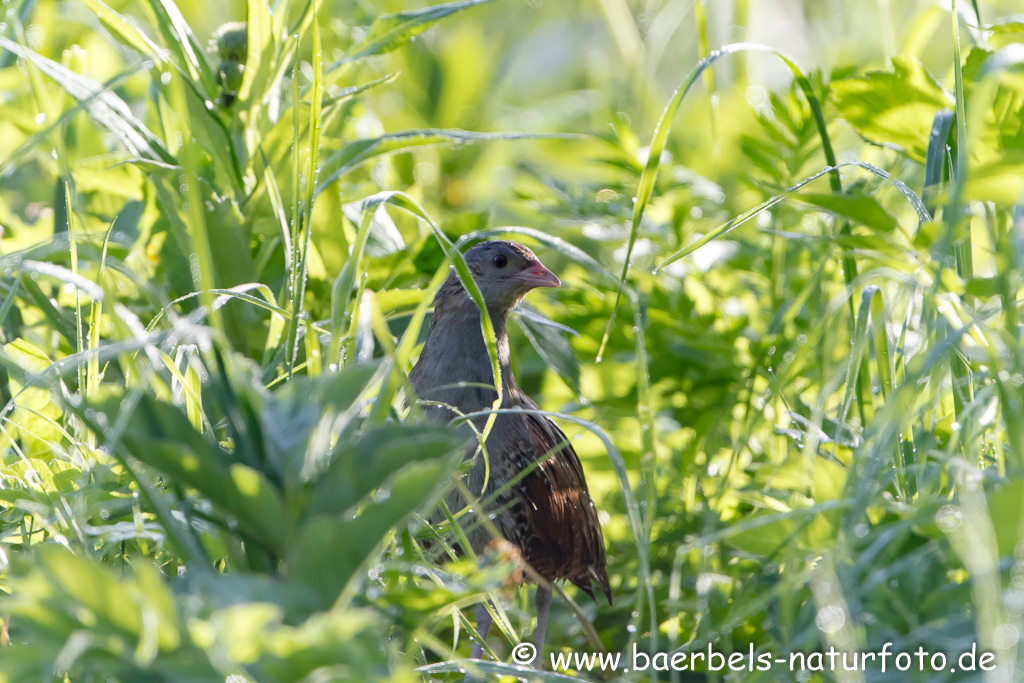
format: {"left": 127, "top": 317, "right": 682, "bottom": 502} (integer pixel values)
{"left": 0, "top": 0, "right": 1024, "bottom": 681}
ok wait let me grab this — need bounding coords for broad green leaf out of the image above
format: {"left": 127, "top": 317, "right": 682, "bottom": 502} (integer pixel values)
{"left": 987, "top": 477, "right": 1024, "bottom": 558}
{"left": 3, "top": 338, "right": 53, "bottom": 373}
{"left": 375, "top": 288, "right": 427, "bottom": 314}
{"left": 795, "top": 191, "right": 899, "bottom": 232}
{"left": 140, "top": 443, "right": 290, "bottom": 557}
{"left": 88, "top": 393, "right": 290, "bottom": 556}
{"left": 2, "top": 275, "right": 78, "bottom": 350}
{"left": 981, "top": 16, "right": 1024, "bottom": 34}
{"left": 963, "top": 155, "right": 1024, "bottom": 203}
{"left": 194, "top": 605, "right": 387, "bottom": 681}
{"left": 261, "top": 365, "right": 379, "bottom": 484}
{"left": 307, "top": 423, "right": 461, "bottom": 517}
{"left": 183, "top": 572, "right": 321, "bottom": 622}
{"left": 724, "top": 510, "right": 835, "bottom": 555}
{"left": 975, "top": 46, "right": 1024, "bottom": 154}
{"left": 5, "top": 545, "right": 181, "bottom": 651}
{"left": 3, "top": 458, "right": 79, "bottom": 493}
{"left": 291, "top": 459, "right": 450, "bottom": 602}
{"left": 965, "top": 275, "right": 1004, "bottom": 298}
{"left": 832, "top": 56, "right": 954, "bottom": 163}
{"left": 142, "top": 440, "right": 290, "bottom": 557}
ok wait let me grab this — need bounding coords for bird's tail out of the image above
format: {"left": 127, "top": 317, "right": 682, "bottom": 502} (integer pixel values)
{"left": 572, "top": 565, "right": 613, "bottom": 606}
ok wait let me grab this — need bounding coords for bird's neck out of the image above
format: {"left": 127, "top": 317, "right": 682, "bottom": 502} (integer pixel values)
{"left": 412, "top": 287, "right": 523, "bottom": 413}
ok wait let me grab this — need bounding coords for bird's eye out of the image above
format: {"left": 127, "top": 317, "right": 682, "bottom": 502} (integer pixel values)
{"left": 492, "top": 254, "right": 508, "bottom": 268}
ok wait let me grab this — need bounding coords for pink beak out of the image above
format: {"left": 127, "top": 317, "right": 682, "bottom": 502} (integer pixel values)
{"left": 515, "top": 259, "right": 561, "bottom": 289}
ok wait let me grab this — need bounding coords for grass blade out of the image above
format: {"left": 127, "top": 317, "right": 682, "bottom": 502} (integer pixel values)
{"left": 598, "top": 42, "right": 845, "bottom": 361}
{"left": 658, "top": 161, "right": 931, "bottom": 269}
{"left": 336, "top": 0, "right": 495, "bottom": 65}
{"left": 237, "top": 0, "right": 274, "bottom": 108}
{"left": 80, "top": 0, "right": 164, "bottom": 60}
{"left": 143, "top": 0, "right": 218, "bottom": 97}
{"left": 924, "top": 108, "right": 955, "bottom": 213}
{"left": 0, "top": 36, "right": 171, "bottom": 163}
{"left": 168, "top": 71, "right": 222, "bottom": 335}
{"left": 315, "top": 129, "right": 575, "bottom": 199}
{"left": 286, "top": 5, "right": 323, "bottom": 377}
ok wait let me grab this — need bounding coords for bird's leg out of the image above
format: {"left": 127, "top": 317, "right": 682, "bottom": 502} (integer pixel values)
{"left": 533, "top": 583, "right": 552, "bottom": 669}
{"left": 470, "top": 601, "right": 493, "bottom": 660}
{"left": 462, "top": 602, "right": 494, "bottom": 683}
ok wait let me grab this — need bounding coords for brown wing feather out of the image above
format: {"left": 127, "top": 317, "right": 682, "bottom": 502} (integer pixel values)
{"left": 516, "top": 397, "right": 612, "bottom": 604}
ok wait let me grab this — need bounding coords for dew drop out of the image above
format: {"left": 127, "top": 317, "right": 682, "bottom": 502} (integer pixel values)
{"left": 936, "top": 505, "right": 962, "bottom": 532}
{"left": 34, "top": 112, "right": 46, "bottom": 124}
{"left": 816, "top": 606, "right": 845, "bottom": 634}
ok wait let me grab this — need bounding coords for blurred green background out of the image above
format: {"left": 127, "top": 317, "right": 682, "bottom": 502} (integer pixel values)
{"left": 1, "top": 0, "right": 1024, "bottom": 681}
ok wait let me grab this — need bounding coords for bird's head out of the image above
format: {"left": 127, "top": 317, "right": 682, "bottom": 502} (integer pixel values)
{"left": 460, "top": 240, "right": 561, "bottom": 312}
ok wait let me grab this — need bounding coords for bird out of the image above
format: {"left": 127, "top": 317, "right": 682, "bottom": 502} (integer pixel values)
{"left": 409, "top": 240, "right": 611, "bottom": 670}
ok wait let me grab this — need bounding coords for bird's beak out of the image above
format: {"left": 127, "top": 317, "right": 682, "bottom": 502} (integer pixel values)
{"left": 515, "top": 259, "right": 561, "bottom": 289}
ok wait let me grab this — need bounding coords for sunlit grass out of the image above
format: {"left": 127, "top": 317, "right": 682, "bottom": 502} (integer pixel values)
{"left": 0, "top": 0, "right": 1023, "bottom": 682}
